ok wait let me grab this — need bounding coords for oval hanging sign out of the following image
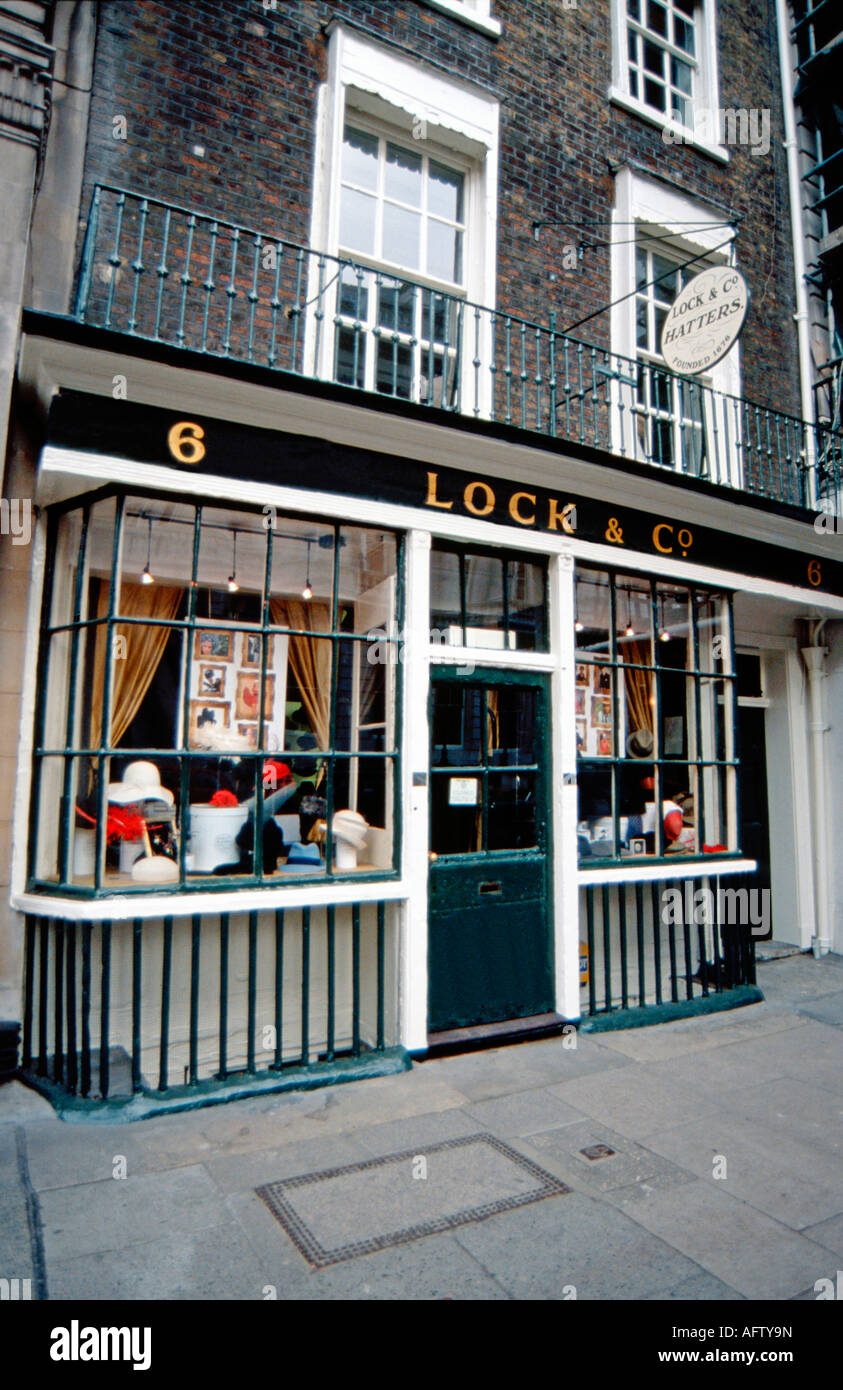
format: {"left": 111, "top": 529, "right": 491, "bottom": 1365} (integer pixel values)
{"left": 660, "top": 266, "right": 749, "bottom": 375}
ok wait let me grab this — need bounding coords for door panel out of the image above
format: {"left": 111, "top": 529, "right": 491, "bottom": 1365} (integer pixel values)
{"left": 428, "top": 669, "right": 553, "bottom": 1032}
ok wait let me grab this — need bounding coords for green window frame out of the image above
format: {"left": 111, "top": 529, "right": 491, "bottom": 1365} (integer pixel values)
{"left": 28, "top": 488, "right": 404, "bottom": 897}
{"left": 575, "top": 563, "right": 740, "bottom": 865}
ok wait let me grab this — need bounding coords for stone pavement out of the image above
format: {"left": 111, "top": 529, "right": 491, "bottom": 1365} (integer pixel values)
{"left": 2, "top": 951, "right": 843, "bottom": 1301}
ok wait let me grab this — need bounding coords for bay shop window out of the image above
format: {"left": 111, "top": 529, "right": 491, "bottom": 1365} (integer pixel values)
{"left": 575, "top": 565, "right": 739, "bottom": 864}
{"left": 31, "top": 494, "right": 401, "bottom": 895}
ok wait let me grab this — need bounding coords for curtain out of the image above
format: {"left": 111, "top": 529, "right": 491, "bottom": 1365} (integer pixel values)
{"left": 90, "top": 581, "right": 184, "bottom": 749}
{"left": 270, "top": 599, "right": 331, "bottom": 751}
{"left": 623, "top": 641, "right": 654, "bottom": 739}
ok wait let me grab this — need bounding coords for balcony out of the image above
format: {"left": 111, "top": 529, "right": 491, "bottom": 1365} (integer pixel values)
{"left": 70, "top": 186, "right": 841, "bottom": 516}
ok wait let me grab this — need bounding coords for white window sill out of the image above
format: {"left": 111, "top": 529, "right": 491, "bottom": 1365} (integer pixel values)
{"left": 578, "top": 857, "right": 757, "bottom": 886}
{"left": 12, "top": 879, "right": 407, "bottom": 922}
{"left": 608, "top": 87, "right": 730, "bottom": 165}
{"left": 423, "top": 0, "right": 502, "bottom": 37}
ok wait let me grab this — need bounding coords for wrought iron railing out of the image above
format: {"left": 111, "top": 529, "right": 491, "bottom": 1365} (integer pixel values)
{"left": 20, "top": 903, "right": 400, "bottom": 1112}
{"left": 580, "top": 877, "right": 758, "bottom": 1019}
{"left": 71, "top": 185, "right": 841, "bottom": 514}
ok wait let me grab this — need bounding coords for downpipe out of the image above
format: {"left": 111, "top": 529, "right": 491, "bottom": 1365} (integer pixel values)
{"left": 801, "top": 626, "right": 831, "bottom": 956}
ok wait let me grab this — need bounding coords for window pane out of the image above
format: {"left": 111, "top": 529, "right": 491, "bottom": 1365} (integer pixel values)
{"left": 432, "top": 684, "right": 483, "bottom": 766}
{"left": 384, "top": 142, "right": 422, "bottom": 206}
{"left": 339, "top": 525, "right": 398, "bottom": 637}
{"left": 617, "top": 574, "right": 653, "bottom": 666}
{"left": 671, "top": 56, "right": 693, "bottom": 95}
{"left": 342, "top": 126, "right": 378, "bottom": 189}
{"left": 507, "top": 558, "right": 546, "bottom": 650}
{"left": 269, "top": 516, "right": 334, "bottom": 616}
{"left": 339, "top": 187, "right": 376, "bottom": 255}
{"left": 643, "top": 39, "right": 665, "bottom": 76}
{"left": 578, "top": 763, "right": 615, "bottom": 859}
{"left": 488, "top": 771, "right": 537, "bottom": 849}
{"left": 488, "top": 686, "right": 536, "bottom": 766}
{"left": 429, "top": 161, "right": 464, "bottom": 221}
{"left": 430, "top": 548, "right": 462, "bottom": 641}
{"left": 575, "top": 568, "right": 611, "bottom": 657}
{"left": 431, "top": 770, "right": 481, "bottom": 854}
{"left": 377, "top": 278, "right": 415, "bottom": 334}
{"left": 335, "top": 325, "right": 366, "bottom": 387}
{"left": 657, "top": 584, "right": 691, "bottom": 667}
{"left": 647, "top": 0, "right": 667, "bottom": 35}
{"left": 338, "top": 264, "right": 370, "bottom": 320}
{"left": 382, "top": 202, "right": 421, "bottom": 268}
{"left": 464, "top": 553, "right": 506, "bottom": 645}
{"left": 332, "top": 757, "right": 393, "bottom": 868}
{"left": 427, "top": 220, "right": 462, "bottom": 283}
{"left": 644, "top": 77, "right": 666, "bottom": 110}
{"left": 376, "top": 339, "right": 413, "bottom": 397}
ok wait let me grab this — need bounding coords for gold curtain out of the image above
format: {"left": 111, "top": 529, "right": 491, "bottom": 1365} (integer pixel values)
{"left": 623, "top": 641, "right": 654, "bottom": 738}
{"left": 270, "top": 599, "right": 331, "bottom": 750}
{"left": 90, "top": 581, "right": 184, "bottom": 749}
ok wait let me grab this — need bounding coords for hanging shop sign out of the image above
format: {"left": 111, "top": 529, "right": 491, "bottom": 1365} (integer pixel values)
{"left": 45, "top": 391, "right": 842, "bottom": 599}
{"left": 660, "top": 267, "right": 749, "bottom": 375}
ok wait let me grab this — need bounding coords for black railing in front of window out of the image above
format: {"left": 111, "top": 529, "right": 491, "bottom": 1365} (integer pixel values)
{"left": 71, "top": 185, "right": 841, "bottom": 515}
{"left": 21, "top": 903, "right": 394, "bottom": 1107}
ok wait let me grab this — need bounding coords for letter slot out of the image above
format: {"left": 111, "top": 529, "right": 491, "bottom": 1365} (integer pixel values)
{"left": 479, "top": 881, "right": 502, "bottom": 896}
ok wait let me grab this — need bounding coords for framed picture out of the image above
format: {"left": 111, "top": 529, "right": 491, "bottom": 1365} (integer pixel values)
{"left": 575, "top": 688, "right": 586, "bottom": 716}
{"left": 197, "top": 664, "right": 226, "bottom": 697}
{"left": 592, "top": 696, "right": 612, "bottom": 728}
{"left": 188, "top": 700, "right": 230, "bottom": 747}
{"left": 237, "top": 722, "right": 258, "bottom": 748}
{"left": 575, "top": 663, "right": 590, "bottom": 687}
{"left": 575, "top": 720, "right": 587, "bottom": 754}
{"left": 242, "top": 632, "right": 274, "bottom": 668}
{"left": 234, "top": 671, "right": 275, "bottom": 722}
{"left": 596, "top": 665, "right": 612, "bottom": 693}
{"left": 194, "top": 629, "right": 233, "bottom": 662}
{"left": 597, "top": 730, "right": 613, "bottom": 757}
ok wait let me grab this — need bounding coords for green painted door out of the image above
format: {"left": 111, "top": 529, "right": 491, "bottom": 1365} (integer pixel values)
{"left": 428, "top": 668, "right": 554, "bottom": 1033}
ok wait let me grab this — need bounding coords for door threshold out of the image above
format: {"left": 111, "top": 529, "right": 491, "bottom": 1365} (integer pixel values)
{"left": 422, "top": 1012, "right": 572, "bottom": 1059}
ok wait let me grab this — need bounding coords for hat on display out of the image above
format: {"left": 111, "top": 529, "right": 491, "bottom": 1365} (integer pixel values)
{"left": 107, "top": 762, "right": 174, "bottom": 806}
{"left": 626, "top": 728, "right": 654, "bottom": 759}
{"left": 331, "top": 809, "right": 369, "bottom": 849}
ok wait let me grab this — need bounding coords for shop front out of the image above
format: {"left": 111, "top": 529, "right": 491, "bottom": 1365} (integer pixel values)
{"left": 12, "top": 376, "right": 843, "bottom": 1114}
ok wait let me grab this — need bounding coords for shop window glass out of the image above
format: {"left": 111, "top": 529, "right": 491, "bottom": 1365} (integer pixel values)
{"left": 30, "top": 495, "right": 402, "bottom": 895}
{"left": 575, "top": 565, "right": 738, "bottom": 864}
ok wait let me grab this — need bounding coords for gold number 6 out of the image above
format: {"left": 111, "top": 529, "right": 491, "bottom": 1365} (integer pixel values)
{"left": 167, "top": 420, "right": 206, "bottom": 465}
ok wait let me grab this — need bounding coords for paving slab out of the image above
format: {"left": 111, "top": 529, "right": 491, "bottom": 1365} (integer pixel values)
{"left": 352, "top": 1104, "right": 490, "bottom": 1158}
{"left": 715, "top": 1076, "right": 843, "bottom": 1159}
{"left": 796, "top": 991, "right": 843, "bottom": 1029}
{"left": 23, "top": 1120, "right": 151, "bottom": 1192}
{"left": 800, "top": 1212, "right": 843, "bottom": 1260}
{"left": 460, "top": 1087, "right": 588, "bottom": 1138}
{"left": 612, "top": 1177, "right": 840, "bottom": 1300}
{"left": 46, "top": 1220, "right": 264, "bottom": 1301}
{"left": 40, "top": 1163, "right": 227, "bottom": 1262}
{"left": 547, "top": 1064, "right": 720, "bottom": 1141}
{"left": 452, "top": 1189, "right": 705, "bottom": 1300}
{"left": 590, "top": 1002, "right": 808, "bottom": 1062}
{"left": 204, "top": 1132, "right": 374, "bottom": 1196}
{"left": 425, "top": 1034, "right": 630, "bottom": 1102}
{"left": 619, "top": 1115, "right": 843, "bottom": 1231}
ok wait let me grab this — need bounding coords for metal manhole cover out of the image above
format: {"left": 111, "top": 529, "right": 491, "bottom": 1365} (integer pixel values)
{"left": 256, "top": 1133, "right": 570, "bottom": 1267}
{"left": 580, "top": 1143, "right": 616, "bottom": 1161}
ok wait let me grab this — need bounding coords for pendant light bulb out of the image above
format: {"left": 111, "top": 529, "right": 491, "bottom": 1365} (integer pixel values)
{"left": 302, "top": 539, "right": 312, "bottom": 601}
{"left": 140, "top": 516, "right": 154, "bottom": 585}
{"left": 227, "top": 529, "right": 239, "bottom": 592}
{"left": 574, "top": 619, "right": 584, "bottom": 633}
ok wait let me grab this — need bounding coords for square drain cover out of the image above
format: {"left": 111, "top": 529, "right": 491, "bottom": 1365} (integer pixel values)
{"left": 581, "top": 1143, "right": 616, "bottom": 1161}
{"left": 256, "top": 1133, "right": 569, "bottom": 1266}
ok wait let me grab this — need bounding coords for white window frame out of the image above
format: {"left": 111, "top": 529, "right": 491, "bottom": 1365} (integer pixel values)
{"left": 609, "top": 0, "right": 727, "bottom": 163}
{"left": 610, "top": 169, "right": 742, "bottom": 487}
{"left": 309, "top": 21, "right": 500, "bottom": 416}
{"left": 423, "top": 0, "right": 502, "bottom": 38}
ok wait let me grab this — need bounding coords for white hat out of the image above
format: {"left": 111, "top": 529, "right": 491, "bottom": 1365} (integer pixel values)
{"left": 107, "top": 761, "right": 174, "bottom": 806}
{"left": 331, "top": 809, "right": 369, "bottom": 848}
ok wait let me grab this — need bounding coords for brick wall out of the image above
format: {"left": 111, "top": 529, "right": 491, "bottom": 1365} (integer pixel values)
{"left": 77, "top": 0, "right": 801, "bottom": 415}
